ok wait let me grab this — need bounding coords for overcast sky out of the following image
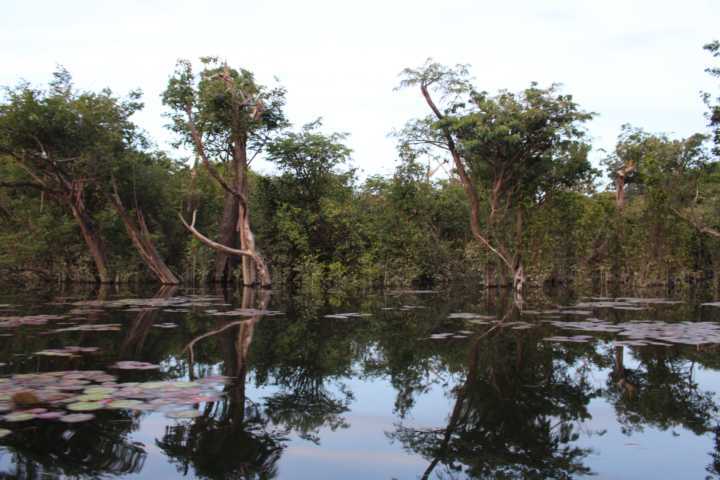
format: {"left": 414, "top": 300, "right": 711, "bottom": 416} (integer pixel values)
{"left": 2, "top": 0, "right": 719, "bottom": 179}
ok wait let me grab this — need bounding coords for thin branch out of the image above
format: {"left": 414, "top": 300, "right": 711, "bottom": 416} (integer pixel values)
{"left": 183, "top": 105, "right": 248, "bottom": 206}
{"left": 672, "top": 207, "right": 720, "bottom": 239}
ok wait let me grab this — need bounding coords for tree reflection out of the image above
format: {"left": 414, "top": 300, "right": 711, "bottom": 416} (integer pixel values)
{"left": 0, "top": 412, "right": 145, "bottom": 479}
{"left": 390, "top": 329, "right": 596, "bottom": 479}
{"left": 606, "top": 346, "right": 719, "bottom": 435}
{"left": 251, "top": 293, "right": 357, "bottom": 443}
{"left": 157, "top": 288, "right": 285, "bottom": 479}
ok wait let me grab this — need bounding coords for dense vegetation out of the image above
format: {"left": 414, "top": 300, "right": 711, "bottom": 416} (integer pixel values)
{"left": 1, "top": 43, "right": 720, "bottom": 291}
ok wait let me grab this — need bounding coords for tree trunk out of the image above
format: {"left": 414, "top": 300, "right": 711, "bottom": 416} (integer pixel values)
{"left": 108, "top": 193, "right": 179, "bottom": 285}
{"left": 213, "top": 191, "right": 240, "bottom": 283}
{"left": 513, "top": 261, "right": 525, "bottom": 307}
{"left": 420, "top": 84, "right": 516, "bottom": 289}
{"left": 615, "top": 175, "right": 626, "bottom": 210}
{"left": 180, "top": 210, "right": 272, "bottom": 287}
{"left": 69, "top": 203, "right": 112, "bottom": 283}
{"left": 235, "top": 140, "right": 258, "bottom": 286}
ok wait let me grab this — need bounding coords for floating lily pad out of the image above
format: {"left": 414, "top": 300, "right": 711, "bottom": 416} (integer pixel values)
{"left": 111, "top": 361, "right": 160, "bottom": 370}
{"left": 35, "top": 411, "right": 64, "bottom": 420}
{"left": 52, "top": 324, "right": 122, "bottom": 333}
{"left": 4, "top": 412, "right": 35, "bottom": 422}
{"left": 67, "top": 401, "right": 104, "bottom": 412}
{"left": 107, "top": 399, "right": 143, "bottom": 409}
{"left": 0, "top": 314, "right": 66, "bottom": 328}
{"left": 59, "top": 413, "right": 95, "bottom": 423}
{"left": 0, "top": 428, "right": 10, "bottom": 438}
{"left": 83, "top": 387, "right": 115, "bottom": 395}
{"left": 75, "top": 393, "right": 109, "bottom": 402}
{"left": 165, "top": 409, "right": 201, "bottom": 419}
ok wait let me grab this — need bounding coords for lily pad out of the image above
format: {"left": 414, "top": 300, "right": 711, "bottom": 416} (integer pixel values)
{"left": 4, "top": 412, "right": 35, "bottom": 422}
{"left": 0, "top": 428, "right": 10, "bottom": 438}
{"left": 67, "top": 401, "right": 104, "bottom": 412}
{"left": 75, "top": 393, "right": 110, "bottom": 402}
{"left": 59, "top": 413, "right": 95, "bottom": 423}
{"left": 107, "top": 399, "right": 143, "bottom": 409}
{"left": 165, "top": 409, "right": 201, "bottom": 419}
{"left": 111, "top": 361, "right": 160, "bottom": 370}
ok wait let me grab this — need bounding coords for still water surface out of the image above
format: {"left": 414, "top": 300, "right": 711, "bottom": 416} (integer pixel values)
{"left": 1, "top": 285, "right": 720, "bottom": 479}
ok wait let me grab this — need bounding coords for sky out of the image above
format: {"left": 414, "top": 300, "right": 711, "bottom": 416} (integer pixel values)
{"left": 1, "top": 0, "right": 719, "bottom": 179}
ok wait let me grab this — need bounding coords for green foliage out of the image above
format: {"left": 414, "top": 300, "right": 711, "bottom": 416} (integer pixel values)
{"left": 3, "top": 43, "right": 720, "bottom": 288}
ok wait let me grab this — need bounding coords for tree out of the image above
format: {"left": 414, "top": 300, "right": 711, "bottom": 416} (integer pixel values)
{"left": 0, "top": 68, "right": 178, "bottom": 283}
{"left": 259, "top": 121, "right": 358, "bottom": 284}
{"left": 397, "top": 61, "right": 595, "bottom": 294}
{"left": 163, "top": 57, "right": 287, "bottom": 286}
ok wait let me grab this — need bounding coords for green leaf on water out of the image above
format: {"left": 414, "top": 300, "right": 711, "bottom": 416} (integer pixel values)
{"left": 67, "top": 401, "right": 104, "bottom": 412}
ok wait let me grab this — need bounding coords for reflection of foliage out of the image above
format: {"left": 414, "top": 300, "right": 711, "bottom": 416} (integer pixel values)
{"left": 390, "top": 331, "right": 596, "bottom": 479}
{"left": 0, "top": 412, "right": 144, "bottom": 480}
{"left": 606, "top": 348, "right": 719, "bottom": 435}
{"left": 707, "top": 425, "right": 720, "bottom": 479}
{"left": 264, "top": 385, "right": 352, "bottom": 444}
{"left": 157, "top": 399, "right": 285, "bottom": 480}
{"left": 250, "top": 296, "right": 361, "bottom": 442}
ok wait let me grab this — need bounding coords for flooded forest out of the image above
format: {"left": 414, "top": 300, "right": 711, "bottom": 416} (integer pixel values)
{"left": 1, "top": 40, "right": 720, "bottom": 479}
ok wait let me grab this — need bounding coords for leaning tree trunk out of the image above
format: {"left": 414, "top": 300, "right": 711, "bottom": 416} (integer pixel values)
{"left": 234, "top": 139, "right": 259, "bottom": 286}
{"left": 108, "top": 192, "right": 179, "bottom": 285}
{"left": 69, "top": 202, "right": 112, "bottom": 283}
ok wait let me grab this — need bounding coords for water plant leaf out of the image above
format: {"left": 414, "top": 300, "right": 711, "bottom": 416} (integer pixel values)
{"left": 59, "top": 413, "right": 95, "bottom": 423}
{"left": 165, "top": 409, "right": 201, "bottom": 419}
{"left": 4, "top": 412, "right": 35, "bottom": 422}
{"left": 111, "top": 361, "right": 160, "bottom": 370}
{"left": 67, "top": 401, "right": 104, "bottom": 412}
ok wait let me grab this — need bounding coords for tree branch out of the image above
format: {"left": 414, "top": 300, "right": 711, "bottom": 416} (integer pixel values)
{"left": 672, "top": 207, "right": 720, "bottom": 239}
{"left": 179, "top": 210, "right": 271, "bottom": 286}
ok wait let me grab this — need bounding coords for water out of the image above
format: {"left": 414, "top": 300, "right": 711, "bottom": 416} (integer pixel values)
{"left": 1, "top": 284, "right": 720, "bottom": 479}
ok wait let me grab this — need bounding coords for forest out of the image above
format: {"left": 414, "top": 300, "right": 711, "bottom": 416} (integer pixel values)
{"left": 1, "top": 44, "right": 720, "bottom": 293}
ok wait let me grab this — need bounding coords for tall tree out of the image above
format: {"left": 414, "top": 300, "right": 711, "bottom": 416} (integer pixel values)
{"left": 397, "top": 61, "right": 595, "bottom": 294}
{"left": 0, "top": 69, "right": 178, "bottom": 283}
{"left": 163, "top": 57, "right": 287, "bottom": 286}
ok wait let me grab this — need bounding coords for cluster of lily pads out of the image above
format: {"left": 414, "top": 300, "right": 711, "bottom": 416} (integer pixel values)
{"left": 35, "top": 346, "right": 99, "bottom": 357}
{"left": 323, "top": 312, "right": 373, "bottom": 320}
{"left": 210, "top": 308, "right": 284, "bottom": 317}
{"left": 544, "top": 318, "right": 720, "bottom": 346}
{"left": 67, "top": 295, "right": 227, "bottom": 310}
{"left": 0, "top": 314, "right": 66, "bottom": 328}
{"left": 0, "top": 370, "right": 230, "bottom": 436}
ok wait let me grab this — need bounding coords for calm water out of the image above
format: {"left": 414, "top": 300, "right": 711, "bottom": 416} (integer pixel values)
{"left": 1, "top": 284, "right": 720, "bottom": 479}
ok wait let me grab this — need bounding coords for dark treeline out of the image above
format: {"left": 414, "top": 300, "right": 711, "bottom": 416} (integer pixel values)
{"left": 1, "top": 45, "right": 720, "bottom": 291}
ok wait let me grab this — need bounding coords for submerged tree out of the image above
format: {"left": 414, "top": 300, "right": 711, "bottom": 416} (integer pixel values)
{"left": 0, "top": 68, "right": 178, "bottom": 283}
{"left": 163, "top": 57, "right": 287, "bottom": 286}
{"left": 397, "top": 61, "right": 595, "bottom": 294}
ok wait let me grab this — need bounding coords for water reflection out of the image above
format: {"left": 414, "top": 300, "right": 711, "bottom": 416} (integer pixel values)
{"left": 390, "top": 328, "right": 595, "bottom": 479}
{"left": 159, "top": 288, "right": 286, "bottom": 479}
{"left": 1, "top": 286, "right": 720, "bottom": 478}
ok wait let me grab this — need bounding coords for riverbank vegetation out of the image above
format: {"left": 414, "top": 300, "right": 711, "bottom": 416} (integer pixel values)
{"left": 1, "top": 43, "right": 720, "bottom": 291}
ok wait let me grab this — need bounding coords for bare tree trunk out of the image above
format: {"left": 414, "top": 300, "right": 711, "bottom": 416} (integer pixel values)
{"left": 108, "top": 190, "right": 179, "bottom": 285}
{"left": 213, "top": 191, "right": 239, "bottom": 283}
{"left": 235, "top": 144, "right": 257, "bottom": 286}
{"left": 615, "top": 175, "right": 626, "bottom": 210}
{"left": 69, "top": 202, "right": 112, "bottom": 283}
